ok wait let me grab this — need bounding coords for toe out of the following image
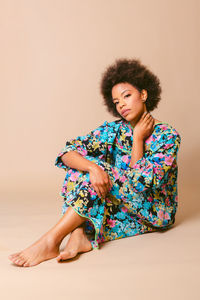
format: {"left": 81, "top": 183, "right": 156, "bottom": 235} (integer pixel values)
{"left": 12, "top": 258, "right": 22, "bottom": 266}
{"left": 57, "top": 249, "right": 77, "bottom": 262}
{"left": 56, "top": 255, "right": 62, "bottom": 262}
{"left": 57, "top": 253, "right": 66, "bottom": 262}
{"left": 15, "top": 259, "right": 24, "bottom": 266}
{"left": 23, "top": 261, "right": 30, "bottom": 267}
{"left": 8, "top": 252, "right": 20, "bottom": 259}
{"left": 17, "top": 256, "right": 26, "bottom": 266}
{"left": 13, "top": 254, "right": 26, "bottom": 265}
{"left": 10, "top": 255, "right": 20, "bottom": 264}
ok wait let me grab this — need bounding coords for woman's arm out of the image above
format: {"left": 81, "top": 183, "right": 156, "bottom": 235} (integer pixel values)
{"left": 129, "top": 136, "right": 144, "bottom": 168}
{"left": 61, "top": 151, "right": 112, "bottom": 198}
{"left": 55, "top": 120, "right": 109, "bottom": 171}
{"left": 122, "top": 130, "right": 181, "bottom": 194}
{"left": 61, "top": 151, "right": 96, "bottom": 172}
{"left": 129, "top": 111, "right": 154, "bottom": 168}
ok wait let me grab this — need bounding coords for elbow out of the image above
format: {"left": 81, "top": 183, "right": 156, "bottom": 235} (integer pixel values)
{"left": 60, "top": 152, "right": 69, "bottom": 164}
{"left": 61, "top": 150, "right": 78, "bottom": 164}
{"left": 61, "top": 151, "right": 72, "bottom": 162}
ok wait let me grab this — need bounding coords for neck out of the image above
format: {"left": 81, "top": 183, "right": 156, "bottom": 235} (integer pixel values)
{"left": 129, "top": 112, "right": 144, "bottom": 129}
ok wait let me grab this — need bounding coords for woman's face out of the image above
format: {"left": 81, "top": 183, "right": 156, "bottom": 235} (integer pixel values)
{"left": 111, "top": 82, "right": 148, "bottom": 127}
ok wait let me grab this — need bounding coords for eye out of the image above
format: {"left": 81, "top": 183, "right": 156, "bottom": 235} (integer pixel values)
{"left": 124, "top": 93, "right": 131, "bottom": 98}
{"left": 113, "top": 94, "right": 130, "bottom": 105}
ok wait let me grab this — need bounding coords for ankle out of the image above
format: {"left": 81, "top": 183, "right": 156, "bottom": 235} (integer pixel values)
{"left": 71, "top": 226, "right": 85, "bottom": 236}
{"left": 41, "top": 233, "right": 63, "bottom": 248}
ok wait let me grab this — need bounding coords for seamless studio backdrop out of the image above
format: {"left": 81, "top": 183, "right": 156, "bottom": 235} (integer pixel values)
{"left": 0, "top": 0, "right": 199, "bottom": 300}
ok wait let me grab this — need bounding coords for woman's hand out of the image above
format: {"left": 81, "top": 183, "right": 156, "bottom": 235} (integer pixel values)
{"left": 134, "top": 111, "right": 155, "bottom": 141}
{"left": 89, "top": 164, "right": 113, "bottom": 198}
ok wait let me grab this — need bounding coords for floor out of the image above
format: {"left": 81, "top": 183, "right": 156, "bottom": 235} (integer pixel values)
{"left": 1, "top": 181, "right": 199, "bottom": 300}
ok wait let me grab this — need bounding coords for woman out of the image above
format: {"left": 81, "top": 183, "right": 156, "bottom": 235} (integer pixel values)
{"left": 8, "top": 58, "right": 181, "bottom": 267}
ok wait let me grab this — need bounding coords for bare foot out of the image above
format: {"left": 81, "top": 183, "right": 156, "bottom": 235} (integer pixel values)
{"left": 8, "top": 236, "right": 60, "bottom": 267}
{"left": 57, "top": 226, "right": 92, "bottom": 262}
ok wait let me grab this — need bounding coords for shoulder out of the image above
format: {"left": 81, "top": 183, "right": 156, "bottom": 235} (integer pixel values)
{"left": 90, "top": 119, "right": 121, "bottom": 138}
{"left": 104, "top": 118, "right": 122, "bottom": 126}
{"left": 154, "top": 122, "right": 181, "bottom": 143}
{"left": 147, "top": 122, "right": 181, "bottom": 153}
{"left": 99, "top": 118, "right": 123, "bottom": 130}
{"left": 95, "top": 119, "right": 122, "bottom": 143}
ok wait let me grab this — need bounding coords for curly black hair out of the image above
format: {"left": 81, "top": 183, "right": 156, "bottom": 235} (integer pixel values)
{"left": 100, "top": 57, "right": 162, "bottom": 118}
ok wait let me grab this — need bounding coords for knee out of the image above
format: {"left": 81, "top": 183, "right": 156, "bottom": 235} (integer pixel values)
{"left": 65, "top": 168, "right": 91, "bottom": 187}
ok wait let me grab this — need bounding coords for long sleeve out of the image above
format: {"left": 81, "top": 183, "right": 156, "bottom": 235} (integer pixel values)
{"left": 54, "top": 120, "right": 109, "bottom": 171}
{"left": 122, "top": 128, "right": 181, "bottom": 194}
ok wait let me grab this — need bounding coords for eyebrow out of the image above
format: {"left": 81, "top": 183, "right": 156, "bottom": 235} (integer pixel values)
{"left": 112, "top": 89, "right": 131, "bottom": 101}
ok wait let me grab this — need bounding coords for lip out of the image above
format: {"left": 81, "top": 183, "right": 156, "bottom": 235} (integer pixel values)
{"left": 121, "top": 109, "right": 131, "bottom": 116}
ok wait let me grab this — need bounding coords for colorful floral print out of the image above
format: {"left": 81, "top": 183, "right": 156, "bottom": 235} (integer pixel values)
{"left": 55, "top": 118, "right": 181, "bottom": 250}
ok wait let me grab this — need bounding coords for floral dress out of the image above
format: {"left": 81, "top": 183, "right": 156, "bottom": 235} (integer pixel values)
{"left": 54, "top": 118, "right": 181, "bottom": 250}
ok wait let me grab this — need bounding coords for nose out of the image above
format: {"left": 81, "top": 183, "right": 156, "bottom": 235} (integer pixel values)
{"left": 118, "top": 98, "right": 126, "bottom": 107}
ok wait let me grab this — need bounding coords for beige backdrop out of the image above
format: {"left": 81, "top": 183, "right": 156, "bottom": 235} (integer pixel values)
{"left": 1, "top": 0, "right": 199, "bottom": 299}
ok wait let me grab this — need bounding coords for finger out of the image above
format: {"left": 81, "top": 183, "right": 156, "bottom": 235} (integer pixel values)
{"left": 144, "top": 113, "right": 152, "bottom": 120}
{"left": 104, "top": 183, "right": 109, "bottom": 195}
{"left": 109, "top": 178, "right": 113, "bottom": 189}
{"left": 150, "top": 118, "right": 155, "bottom": 124}
{"left": 103, "top": 182, "right": 110, "bottom": 196}
{"left": 148, "top": 119, "right": 155, "bottom": 130}
{"left": 99, "top": 185, "right": 106, "bottom": 198}
{"left": 104, "top": 181, "right": 110, "bottom": 196}
{"left": 141, "top": 111, "right": 148, "bottom": 120}
{"left": 148, "top": 117, "right": 155, "bottom": 125}
{"left": 145, "top": 116, "right": 153, "bottom": 124}
{"left": 96, "top": 181, "right": 106, "bottom": 198}
{"left": 142, "top": 113, "right": 151, "bottom": 123}
{"left": 105, "top": 179, "right": 112, "bottom": 193}
{"left": 145, "top": 115, "right": 154, "bottom": 124}
{"left": 105, "top": 178, "right": 111, "bottom": 192}
{"left": 103, "top": 175, "right": 112, "bottom": 193}
{"left": 151, "top": 119, "right": 155, "bottom": 128}
{"left": 93, "top": 184, "right": 102, "bottom": 198}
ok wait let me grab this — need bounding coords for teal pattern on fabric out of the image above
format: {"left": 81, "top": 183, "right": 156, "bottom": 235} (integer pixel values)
{"left": 55, "top": 118, "right": 181, "bottom": 250}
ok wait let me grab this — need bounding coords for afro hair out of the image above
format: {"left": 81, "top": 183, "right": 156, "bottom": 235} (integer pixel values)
{"left": 100, "top": 57, "right": 162, "bottom": 118}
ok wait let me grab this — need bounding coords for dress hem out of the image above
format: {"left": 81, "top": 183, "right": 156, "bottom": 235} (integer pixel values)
{"left": 60, "top": 192, "right": 100, "bottom": 250}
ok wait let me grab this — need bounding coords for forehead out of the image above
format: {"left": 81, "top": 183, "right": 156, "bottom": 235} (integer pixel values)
{"left": 111, "top": 82, "right": 136, "bottom": 95}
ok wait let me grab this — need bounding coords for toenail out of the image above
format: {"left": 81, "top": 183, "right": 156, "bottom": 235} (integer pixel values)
{"left": 24, "top": 263, "right": 29, "bottom": 267}
{"left": 69, "top": 250, "right": 77, "bottom": 257}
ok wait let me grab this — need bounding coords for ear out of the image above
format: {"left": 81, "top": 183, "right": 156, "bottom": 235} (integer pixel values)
{"left": 141, "top": 89, "right": 148, "bottom": 101}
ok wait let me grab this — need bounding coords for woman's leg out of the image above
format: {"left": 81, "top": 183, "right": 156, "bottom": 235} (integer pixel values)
{"left": 8, "top": 206, "right": 92, "bottom": 267}
{"left": 56, "top": 222, "right": 92, "bottom": 262}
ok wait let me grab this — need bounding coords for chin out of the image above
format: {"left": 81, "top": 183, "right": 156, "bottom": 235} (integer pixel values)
{"left": 125, "top": 113, "right": 134, "bottom": 120}
{"left": 122, "top": 115, "right": 131, "bottom": 121}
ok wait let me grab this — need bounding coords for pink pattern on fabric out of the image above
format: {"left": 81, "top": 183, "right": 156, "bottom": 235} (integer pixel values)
{"left": 79, "top": 149, "right": 87, "bottom": 156}
{"left": 165, "top": 155, "right": 174, "bottom": 166}
{"left": 122, "top": 155, "right": 130, "bottom": 164}
{"left": 70, "top": 172, "right": 80, "bottom": 181}
{"left": 160, "top": 125, "right": 168, "bottom": 130}
{"left": 164, "top": 212, "right": 171, "bottom": 220}
{"left": 112, "top": 168, "right": 120, "bottom": 180}
{"left": 122, "top": 207, "right": 128, "bottom": 213}
{"left": 120, "top": 175, "right": 127, "bottom": 183}
{"left": 93, "top": 129, "right": 101, "bottom": 136}
{"left": 107, "top": 219, "right": 116, "bottom": 228}
{"left": 158, "top": 210, "right": 164, "bottom": 220}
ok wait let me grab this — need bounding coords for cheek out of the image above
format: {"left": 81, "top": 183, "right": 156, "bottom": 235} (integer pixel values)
{"left": 129, "top": 97, "right": 140, "bottom": 107}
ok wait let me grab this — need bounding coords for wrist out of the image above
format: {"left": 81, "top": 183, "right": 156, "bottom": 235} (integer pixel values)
{"left": 87, "top": 161, "right": 97, "bottom": 172}
{"left": 133, "top": 134, "right": 144, "bottom": 143}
